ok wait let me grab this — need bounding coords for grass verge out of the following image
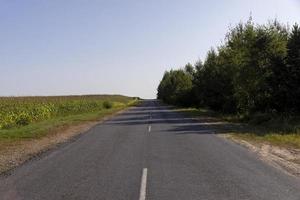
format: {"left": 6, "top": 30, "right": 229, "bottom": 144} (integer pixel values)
{"left": 0, "top": 99, "right": 139, "bottom": 173}
{"left": 176, "top": 107, "right": 300, "bottom": 149}
{"left": 0, "top": 99, "right": 139, "bottom": 148}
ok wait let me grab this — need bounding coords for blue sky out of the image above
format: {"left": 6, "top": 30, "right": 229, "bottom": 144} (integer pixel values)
{"left": 1, "top": 0, "right": 299, "bottom": 98}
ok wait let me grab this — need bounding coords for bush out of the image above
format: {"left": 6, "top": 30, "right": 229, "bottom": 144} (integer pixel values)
{"left": 248, "top": 113, "right": 273, "bottom": 125}
{"left": 102, "top": 101, "right": 113, "bottom": 109}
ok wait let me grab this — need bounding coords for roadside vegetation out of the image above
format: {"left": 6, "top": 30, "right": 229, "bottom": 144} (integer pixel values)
{"left": 157, "top": 18, "right": 300, "bottom": 147}
{"left": 177, "top": 108, "right": 300, "bottom": 148}
{"left": 0, "top": 95, "right": 138, "bottom": 173}
{"left": 0, "top": 95, "right": 137, "bottom": 140}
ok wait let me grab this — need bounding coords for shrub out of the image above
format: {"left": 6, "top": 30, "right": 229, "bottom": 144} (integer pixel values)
{"left": 249, "top": 113, "right": 273, "bottom": 125}
{"left": 102, "top": 101, "right": 113, "bottom": 109}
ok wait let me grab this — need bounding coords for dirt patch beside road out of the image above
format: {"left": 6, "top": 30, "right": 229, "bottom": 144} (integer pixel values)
{"left": 0, "top": 121, "right": 99, "bottom": 174}
{"left": 224, "top": 134, "right": 300, "bottom": 177}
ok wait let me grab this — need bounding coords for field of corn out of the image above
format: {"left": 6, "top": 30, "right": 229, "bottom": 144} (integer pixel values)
{"left": 0, "top": 95, "right": 135, "bottom": 129}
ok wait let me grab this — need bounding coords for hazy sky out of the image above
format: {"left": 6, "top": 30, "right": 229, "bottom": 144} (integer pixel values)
{"left": 1, "top": 0, "right": 300, "bottom": 98}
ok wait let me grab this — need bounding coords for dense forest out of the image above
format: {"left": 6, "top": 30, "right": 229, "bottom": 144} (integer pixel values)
{"left": 157, "top": 19, "right": 300, "bottom": 116}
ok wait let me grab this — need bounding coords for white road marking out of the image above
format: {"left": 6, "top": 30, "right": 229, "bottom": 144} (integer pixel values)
{"left": 148, "top": 125, "right": 151, "bottom": 132}
{"left": 139, "top": 168, "right": 148, "bottom": 200}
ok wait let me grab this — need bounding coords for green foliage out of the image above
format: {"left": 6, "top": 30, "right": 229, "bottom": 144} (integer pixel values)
{"left": 286, "top": 24, "right": 300, "bottom": 112}
{"left": 157, "top": 66, "right": 193, "bottom": 106}
{"left": 193, "top": 48, "right": 236, "bottom": 112}
{"left": 102, "top": 101, "right": 113, "bottom": 109}
{"left": 229, "top": 20, "right": 289, "bottom": 113}
{"left": 157, "top": 18, "right": 300, "bottom": 115}
{"left": 0, "top": 95, "right": 133, "bottom": 129}
{"left": 248, "top": 113, "right": 273, "bottom": 125}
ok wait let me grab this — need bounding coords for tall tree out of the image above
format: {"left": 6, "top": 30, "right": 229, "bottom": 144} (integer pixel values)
{"left": 157, "top": 19, "right": 299, "bottom": 115}
{"left": 157, "top": 69, "right": 193, "bottom": 106}
{"left": 286, "top": 24, "right": 300, "bottom": 112}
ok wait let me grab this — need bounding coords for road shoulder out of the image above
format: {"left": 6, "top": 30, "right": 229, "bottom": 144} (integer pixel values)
{"left": 0, "top": 106, "right": 135, "bottom": 175}
{"left": 223, "top": 134, "right": 300, "bottom": 177}
{"left": 176, "top": 107, "right": 300, "bottom": 178}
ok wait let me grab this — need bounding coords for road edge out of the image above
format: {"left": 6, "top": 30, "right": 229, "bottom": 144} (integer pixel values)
{"left": 0, "top": 103, "right": 139, "bottom": 176}
{"left": 171, "top": 105, "right": 300, "bottom": 178}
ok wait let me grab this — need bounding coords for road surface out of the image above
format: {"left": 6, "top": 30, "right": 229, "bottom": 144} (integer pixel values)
{"left": 0, "top": 100, "right": 300, "bottom": 200}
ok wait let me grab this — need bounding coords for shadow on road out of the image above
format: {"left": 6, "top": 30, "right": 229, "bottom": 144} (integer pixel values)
{"left": 105, "top": 100, "right": 245, "bottom": 135}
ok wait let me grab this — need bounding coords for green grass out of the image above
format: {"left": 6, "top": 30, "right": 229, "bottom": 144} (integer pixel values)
{"left": 0, "top": 95, "right": 135, "bottom": 129}
{"left": 0, "top": 95, "right": 139, "bottom": 141}
{"left": 176, "top": 107, "right": 300, "bottom": 149}
{"left": 0, "top": 107, "right": 119, "bottom": 140}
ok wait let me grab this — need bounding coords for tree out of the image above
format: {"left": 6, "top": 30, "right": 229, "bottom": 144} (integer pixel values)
{"left": 286, "top": 24, "right": 300, "bottom": 112}
{"left": 157, "top": 68, "right": 193, "bottom": 106}
{"left": 184, "top": 63, "right": 195, "bottom": 76}
{"left": 193, "top": 48, "right": 236, "bottom": 112}
{"left": 157, "top": 19, "right": 299, "bottom": 115}
{"left": 225, "top": 19, "right": 288, "bottom": 113}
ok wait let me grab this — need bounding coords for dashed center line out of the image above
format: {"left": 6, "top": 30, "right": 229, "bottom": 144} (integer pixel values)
{"left": 148, "top": 112, "right": 152, "bottom": 133}
{"left": 139, "top": 168, "right": 148, "bottom": 200}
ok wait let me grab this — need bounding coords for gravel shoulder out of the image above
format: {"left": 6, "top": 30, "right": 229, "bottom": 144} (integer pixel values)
{"left": 224, "top": 134, "right": 300, "bottom": 177}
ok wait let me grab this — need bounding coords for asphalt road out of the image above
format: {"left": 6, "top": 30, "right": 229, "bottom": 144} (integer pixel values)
{"left": 1, "top": 100, "right": 300, "bottom": 200}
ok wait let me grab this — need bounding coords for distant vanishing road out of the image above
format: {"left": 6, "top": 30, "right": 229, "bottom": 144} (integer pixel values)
{"left": 0, "top": 100, "right": 300, "bottom": 200}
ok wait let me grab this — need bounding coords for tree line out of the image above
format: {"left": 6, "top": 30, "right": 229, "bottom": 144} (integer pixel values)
{"left": 157, "top": 19, "right": 300, "bottom": 116}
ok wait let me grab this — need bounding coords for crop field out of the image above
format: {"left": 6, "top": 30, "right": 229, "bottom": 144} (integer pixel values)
{"left": 0, "top": 95, "right": 135, "bottom": 130}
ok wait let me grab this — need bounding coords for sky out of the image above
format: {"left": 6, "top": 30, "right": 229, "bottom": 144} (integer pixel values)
{"left": 1, "top": 0, "right": 300, "bottom": 99}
